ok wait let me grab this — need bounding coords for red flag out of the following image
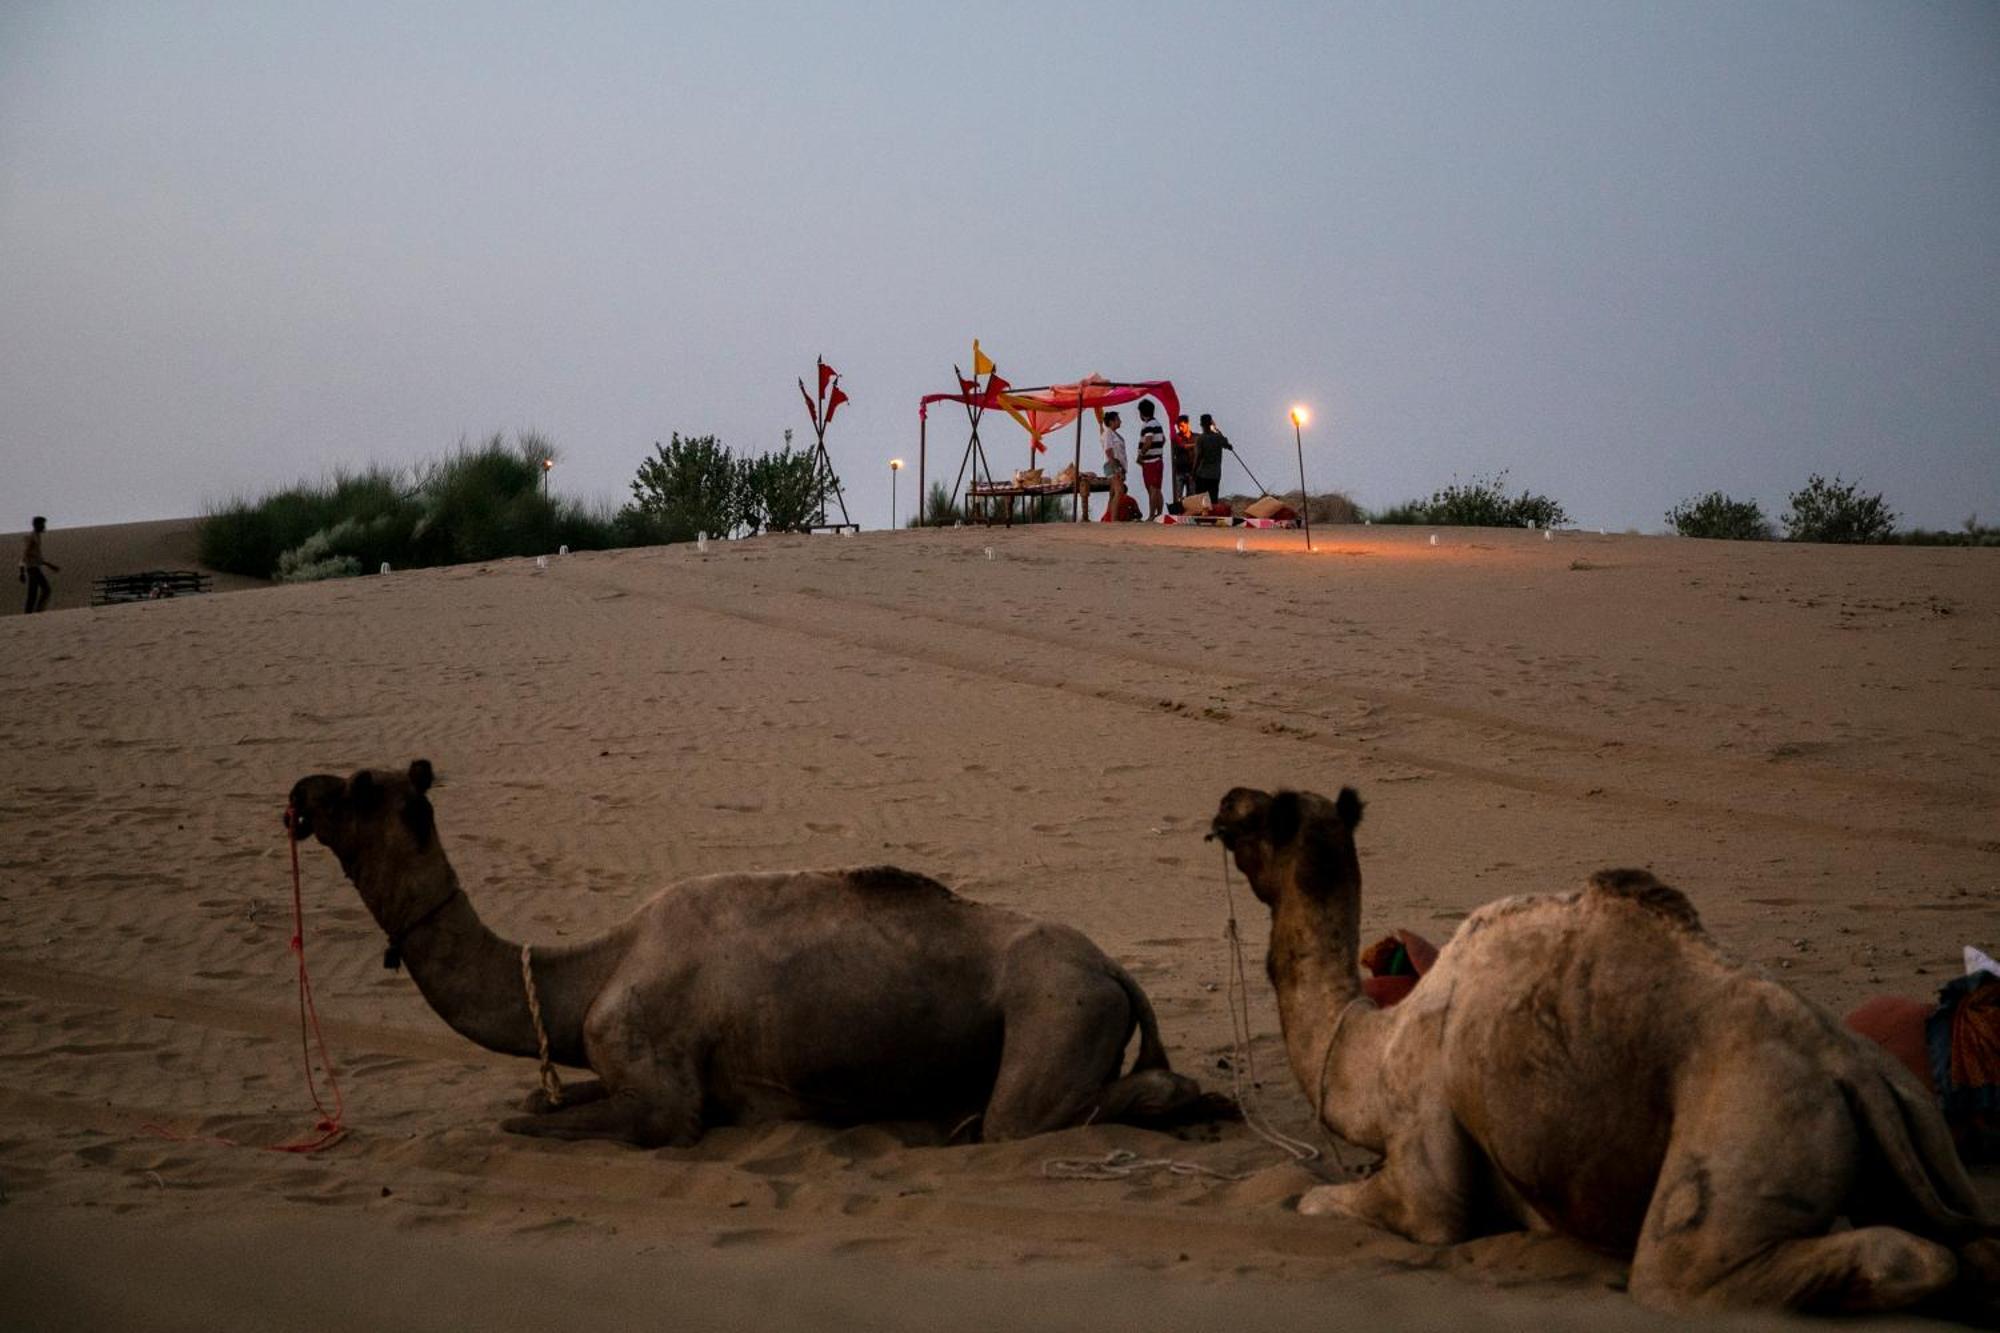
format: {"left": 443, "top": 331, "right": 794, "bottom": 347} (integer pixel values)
{"left": 824, "top": 384, "right": 849, "bottom": 424}
{"left": 981, "top": 372, "right": 1011, "bottom": 406}
{"left": 817, "top": 359, "right": 837, "bottom": 399}
{"left": 1031, "top": 438, "right": 1047, "bottom": 455}
{"left": 799, "top": 378, "right": 820, "bottom": 428}
{"left": 957, "top": 372, "right": 978, "bottom": 398}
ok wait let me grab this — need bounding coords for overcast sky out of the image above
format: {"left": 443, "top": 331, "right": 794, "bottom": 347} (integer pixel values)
{"left": 3, "top": 1, "right": 1995, "bottom": 533}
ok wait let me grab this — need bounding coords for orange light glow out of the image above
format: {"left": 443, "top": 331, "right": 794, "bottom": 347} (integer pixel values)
{"left": 889, "top": 458, "right": 905, "bottom": 471}
{"left": 542, "top": 458, "right": 554, "bottom": 471}
{"left": 1289, "top": 405, "right": 1310, "bottom": 428}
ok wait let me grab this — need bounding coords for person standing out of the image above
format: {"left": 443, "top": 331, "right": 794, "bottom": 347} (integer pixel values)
{"left": 1171, "top": 415, "right": 1195, "bottom": 501}
{"left": 20, "top": 516, "right": 59, "bottom": 613}
{"left": 1133, "top": 399, "right": 1167, "bottom": 520}
{"left": 1099, "top": 410, "right": 1128, "bottom": 521}
{"left": 1193, "top": 414, "right": 1233, "bottom": 505}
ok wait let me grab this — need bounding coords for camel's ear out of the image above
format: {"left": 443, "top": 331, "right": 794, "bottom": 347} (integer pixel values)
{"left": 400, "top": 790, "right": 435, "bottom": 847}
{"left": 348, "top": 769, "right": 381, "bottom": 808}
{"left": 408, "top": 759, "right": 434, "bottom": 793}
{"left": 1335, "top": 787, "right": 1364, "bottom": 831}
{"left": 1268, "top": 791, "right": 1303, "bottom": 847}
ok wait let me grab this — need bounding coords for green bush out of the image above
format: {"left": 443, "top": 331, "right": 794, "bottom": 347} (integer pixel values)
{"left": 1782, "top": 474, "right": 1896, "bottom": 544}
{"left": 738, "top": 445, "right": 823, "bottom": 534}
{"left": 199, "top": 434, "right": 619, "bottom": 579}
{"left": 621, "top": 434, "right": 740, "bottom": 543}
{"left": 1367, "top": 473, "right": 1568, "bottom": 528}
{"left": 1666, "top": 491, "right": 1772, "bottom": 541}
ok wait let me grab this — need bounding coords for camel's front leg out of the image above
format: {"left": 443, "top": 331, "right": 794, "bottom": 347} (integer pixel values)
{"left": 519, "top": 1078, "right": 610, "bottom": 1115}
{"left": 1298, "top": 1099, "right": 1474, "bottom": 1246}
{"left": 501, "top": 1001, "right": 703, "bottom": 1148}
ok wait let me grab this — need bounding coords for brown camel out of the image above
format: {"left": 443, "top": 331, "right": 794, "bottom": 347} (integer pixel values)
{"left": 285, "top": 761, "right": 1206, "bottom": 1146}
{"left": 1209, "top": 784, "right": 1997, "bottom": 1315}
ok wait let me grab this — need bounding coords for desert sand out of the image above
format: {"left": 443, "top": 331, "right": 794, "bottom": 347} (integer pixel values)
{"left": 1, "top": 517, "right": 1994, "bottom": 1330}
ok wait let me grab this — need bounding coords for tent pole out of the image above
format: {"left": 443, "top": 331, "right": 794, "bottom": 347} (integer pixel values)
{"left": 1071, "top": 388, "right": 1085, "bottom": 522}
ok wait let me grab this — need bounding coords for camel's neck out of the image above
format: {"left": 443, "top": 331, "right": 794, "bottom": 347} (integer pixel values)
{"left": 1265, "top": 876, "right": 1390, "bottom": 1150}
{"left": 365, "top": 857, "right": 629, "bottom": 1068}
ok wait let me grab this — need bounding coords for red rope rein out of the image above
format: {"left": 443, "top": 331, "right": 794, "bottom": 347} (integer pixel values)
{"left": 142, "top": 806, "right": 347, "bottom": 1153}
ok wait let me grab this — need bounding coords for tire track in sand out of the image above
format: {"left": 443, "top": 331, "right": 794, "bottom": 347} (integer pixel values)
{"left": 581, "top": 569, "right": 1996, "bottom": 858}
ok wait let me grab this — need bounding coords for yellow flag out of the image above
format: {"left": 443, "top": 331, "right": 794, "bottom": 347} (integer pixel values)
{"left": 972, "top": 339, "right": 995, "bottom": 378}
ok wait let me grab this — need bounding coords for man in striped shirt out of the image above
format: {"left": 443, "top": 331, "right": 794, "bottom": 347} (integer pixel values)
{"left": 1133, "top": 399, "right": 1167, "bottom": 520}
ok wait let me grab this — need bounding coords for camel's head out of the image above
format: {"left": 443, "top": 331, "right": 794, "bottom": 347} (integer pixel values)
{"left": 1207, "top": 785, "right": 1364, "bottom": 906}
{"left": 286, "top": 760, "right": 445, "bottom": 924}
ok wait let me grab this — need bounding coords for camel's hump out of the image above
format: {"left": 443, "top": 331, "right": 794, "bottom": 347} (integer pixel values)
{"left": 1585, "top": 867, "right": 1702, "bottom": 932}
{"left": 843, "top": 865, "right": 960, "bottom": 901}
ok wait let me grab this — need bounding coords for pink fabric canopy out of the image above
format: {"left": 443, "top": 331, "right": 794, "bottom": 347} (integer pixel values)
{"left": 921, "top": 374, "right": 1179, "bottom": 454}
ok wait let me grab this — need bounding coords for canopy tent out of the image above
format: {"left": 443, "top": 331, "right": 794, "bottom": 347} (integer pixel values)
{"left": 916, "top": 374, "right": 1181, "bottom": 524}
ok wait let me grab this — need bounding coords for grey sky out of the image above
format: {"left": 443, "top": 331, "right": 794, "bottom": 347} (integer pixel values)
{"left": 4, "top": 1, "right": 1995, "bottom": 533}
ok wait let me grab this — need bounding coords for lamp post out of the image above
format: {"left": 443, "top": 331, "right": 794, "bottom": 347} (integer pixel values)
{"left": 889, "top": 458, "right": 904, "bottom": 530}
{"left": 541, "top": 456, "right": 554, "bottom": 499}
{"left": 1290, "top": 406, "right": 1312, "bottom": 552}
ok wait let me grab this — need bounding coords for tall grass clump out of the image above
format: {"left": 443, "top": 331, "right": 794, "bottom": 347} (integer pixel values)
{"left": 911, "top": 482, "right": 963, "bottom": 528}
{"left": 1368, "top": 472, "right": 1568, "bottom": 528}
{"left": 1666, "top": 492, "right": 1772, "bottom": 540}
{"left": 199, "top": 433, "right": 619, "bottom": 581}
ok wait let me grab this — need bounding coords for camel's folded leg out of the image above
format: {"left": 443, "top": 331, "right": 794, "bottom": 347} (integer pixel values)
{"left": 519, "top": 1078, "right": 610, "bottom": 1115}
{"left": 500, "top": 1086, "right": 700, "bottom": 1148}
{"left": 983, "top": 971, "right": 1157, "bottom": 1140}
{"left": 1298, "top": 1099, "right": 1474, "bottom": 1247}
{"left": 503, "top": 1017, "right": 704, "bottom": 1148}
{"left": 1627, "top": 1060, "right": 1956, "bottom": 1313}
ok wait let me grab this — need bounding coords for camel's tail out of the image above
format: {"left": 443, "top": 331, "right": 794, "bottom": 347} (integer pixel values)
{"left": 1107, "top": 962, "right": 1172, "bottom": 1074}
{"left": 1842, "top": 1049, "right": 1995, "bottom": 1243}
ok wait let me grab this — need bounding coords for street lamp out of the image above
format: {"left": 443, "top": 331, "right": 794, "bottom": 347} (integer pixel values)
{"left": 1289, "top": 406, "right": 1312, "bottom": 552}
{"left": 541, "top": 456, "right": 554, "bottom": 499}
{"left": 889, "top": 458, "right": 905, "bottom": 530}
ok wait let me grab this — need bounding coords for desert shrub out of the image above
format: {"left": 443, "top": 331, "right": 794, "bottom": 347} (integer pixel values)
{"left": 1366, "top": 500, "right": 1429, "bottom": 525}
{"left": 738, "top": 445, "right": 823, "bottom": 534}
{"left": 1666, "top": 491, "right": 1772, "bottom": 541}
{"left": 1884, "top": 514, "right": 1999, "bottom": 547}
{"left": 1366, "top": 473, "right": 1567, "bottom": 528}
{"left": 200, "top": 434, "right": 618, "bottom": 579}
{"left": 1782, "top": 474, "right": 1896, "bottom": 544}
{"left": 912, "top": 482, "right": 963, "bottom": 527}
{"left": 621, "top": 433, "right": 741, "bottom": 543}
{"left": 199, "top": 464, "right": 413, "bottom": 577}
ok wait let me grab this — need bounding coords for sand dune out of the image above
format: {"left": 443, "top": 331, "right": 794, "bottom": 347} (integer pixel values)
{"left": 1, "top": 520, "right": 1994, "bottom": 1328}
{"left": 2, "top": 516, "right": 265, "bottom": 616}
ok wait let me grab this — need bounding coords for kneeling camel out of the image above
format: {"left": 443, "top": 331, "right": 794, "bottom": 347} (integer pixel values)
{"left": 285, "top": 761, "right": 1204, "bottom": 1146}
{"left": 1210, "top": 785, "right": 1996, "bottom": 1315}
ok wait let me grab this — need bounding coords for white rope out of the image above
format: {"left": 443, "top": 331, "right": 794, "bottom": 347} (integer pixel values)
{"left": 520, "top": 944, "right": 565, "bottom": 1107}
{"left": 1216, "top": 846, "right": 1381, "bottom": 1182}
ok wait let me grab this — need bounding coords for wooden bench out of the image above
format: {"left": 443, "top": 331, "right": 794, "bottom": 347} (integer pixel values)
{"left": 92, "top": 569, "right": 214, "bottom": 606}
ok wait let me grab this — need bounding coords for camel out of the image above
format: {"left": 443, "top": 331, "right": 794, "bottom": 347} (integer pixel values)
{"left": 284, "top": 760, "right": 1207, "bottom": 1146}
{"left": 1208, "top": 784, "right": 1998, "bottom": 1315}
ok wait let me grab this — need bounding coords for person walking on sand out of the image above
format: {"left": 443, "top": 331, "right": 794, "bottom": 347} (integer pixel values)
{"left": 1100, "top": 410, "right": 1128, "bottom": 520}
{"left": 1193, "top": 414, "right": 1233, "bottom": 505}
{"left": 1133, "top": 399, "right": 1167, "bottom": 520}
{"left": 19, "top": 516, "right": 59, "bottom": 614}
